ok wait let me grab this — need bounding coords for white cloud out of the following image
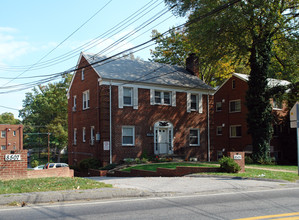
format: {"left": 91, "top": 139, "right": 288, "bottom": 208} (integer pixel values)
{"left": 0, "top": 27, "right": 32, "bottom": 62}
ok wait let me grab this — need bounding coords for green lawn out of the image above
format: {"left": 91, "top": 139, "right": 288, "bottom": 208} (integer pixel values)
{"left": 0, "top": 177, "right": 112, "bottom": 195}
{"left": 121, "top": 162, "right": 218, "bottom": 172}
{"left": 246, "top": 164, "right": 298, "bottom": 171}
{"left": 121, "top": 162, "right": 299, "bottom": 182}
{"left": 199, "top": 168, "right": 299, "bottom": 182}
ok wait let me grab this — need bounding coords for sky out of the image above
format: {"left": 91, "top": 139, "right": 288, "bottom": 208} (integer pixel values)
{"left": 0, "top": 0, "right": 186, "bottom": 119}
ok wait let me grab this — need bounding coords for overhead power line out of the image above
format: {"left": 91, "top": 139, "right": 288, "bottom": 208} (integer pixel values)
{"left": 1, "top": 0, "right": 113, "bottom": 86}
{"left": 0, "top": 0, "right": 241, "bottom": 94}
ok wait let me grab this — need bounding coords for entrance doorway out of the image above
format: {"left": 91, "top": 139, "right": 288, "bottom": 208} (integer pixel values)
{"left": 154, "top": 121, "right": 173, "bottom": 155}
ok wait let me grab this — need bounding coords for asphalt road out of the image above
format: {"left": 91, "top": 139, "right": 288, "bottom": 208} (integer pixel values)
{"left": 0, "top": 187, "right": 299, "bottom": 220}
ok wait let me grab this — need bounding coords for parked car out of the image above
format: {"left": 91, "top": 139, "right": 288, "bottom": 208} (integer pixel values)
{"left": 32, "top": 165, "right": 45, "bottom": 170}
{"left": 43, "top": 163, "right": 69, "bottom": 169}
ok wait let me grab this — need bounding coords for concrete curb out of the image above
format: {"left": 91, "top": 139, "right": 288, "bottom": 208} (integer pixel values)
{"left": 0, "top": 188, "right": 158, "bottom": 206}
{"left": 186, "top": 174, "right": 297, "bottom": 183}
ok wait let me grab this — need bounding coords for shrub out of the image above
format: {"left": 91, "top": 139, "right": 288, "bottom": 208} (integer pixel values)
{"left": 219, "top": 157, "right": 241, "bottom": 173}
{"left": 79, "top": 158, "right": 101, "bottom": 171}
{"left": 100, "top": 163, "right": 117, "bottom": 170}
{"left": 31, "top": 159, "right": 39, "bottom": 168}
{"left": 135, "top": 158, "right": 141, "bottom": 164}
{"left": 141, "top": 157, "right": 148, "bottom": 163}
{"left": 245, "top": 156, "right": 254, "bottom": 164}
{"left": 123, "top": 158, "right": 134, "bottom": 164}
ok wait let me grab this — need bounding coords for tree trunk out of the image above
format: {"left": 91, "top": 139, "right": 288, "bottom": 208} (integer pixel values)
{"left": 246, "top": 34, "right": 274, "bottom": 163}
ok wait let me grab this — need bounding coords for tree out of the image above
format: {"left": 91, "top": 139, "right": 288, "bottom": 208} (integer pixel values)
{"left": 0, "top": 112, "right": 20, "bottom": 124}
{"left": 150, "top": 28, "right": 242, "bottom": 87}
{"left": 165, "top": 0, "right": 298, "bottom": 162}
{"left": 19, "top": 74, "right": 71, "bottom": 161}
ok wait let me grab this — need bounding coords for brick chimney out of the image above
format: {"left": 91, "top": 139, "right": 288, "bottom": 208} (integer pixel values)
{"left": 186, "top": 53, "right": 199, "bottom": 77}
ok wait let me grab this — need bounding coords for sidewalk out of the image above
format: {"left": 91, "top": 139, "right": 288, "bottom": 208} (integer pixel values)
{"left": 1, "top": 176, "right": 298, "bottom": 206}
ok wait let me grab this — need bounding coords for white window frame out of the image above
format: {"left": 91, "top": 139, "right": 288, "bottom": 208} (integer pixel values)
{"left": 1, "top": 145, "right": 6, "bottom": 150}
{"left": 83, "top": 90, "right": 90, "bottom": 110}
{"left": 189, "top": 128, "right": 200, "bottom": 146}
{"left": 154, "top": 90, "right": 172, "bottom": 105}
{"left": 1, "top": 131, "right": 6, "bottom": 138}
{"left": 90, "top": 126, "right": 95, "bottom": 145}
{"left": 229, "top": 100, "right": 241, "bottom": 113}
{"left": 187, "top": 93, "right": 203, "bottom": 113}
{"left": 73, "top": 95, "right": 77, "bottom": 111}
{"left": 82, "top": 127, "right": 86, "bottom": 143}
{"left": 119, "top": 86, "right": 138, "bottom": 109}
{"left": 73, "top": 128, "right": 77, "bottom": 145}
{"left": 81, "top": 68, "right": 85, "bottom": 80}
{"left": 13, "top": 131, "right": 16, "bottom": 136}
{"left": 123, "top": 87, "right": 133, "bottom": 106}
{"left": 230, "top": 125, "right": 242, "bottom": 138}
{"left": 216, "top": 102, "right": 222, "bottom": 112}
{"left": 122, "top": 126, "right": 135, "bottom": 146}
{"left": 216, "top": 126, "right": 223, "bottom": 136}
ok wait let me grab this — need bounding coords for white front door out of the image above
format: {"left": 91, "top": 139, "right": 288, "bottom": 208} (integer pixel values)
{"left": 157, "top": 128, "right": 168, "bottom": 154}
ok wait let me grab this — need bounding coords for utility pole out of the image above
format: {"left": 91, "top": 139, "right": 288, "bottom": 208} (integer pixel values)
{"left": 48, "top": 132, "right": 50, "bottom": 163}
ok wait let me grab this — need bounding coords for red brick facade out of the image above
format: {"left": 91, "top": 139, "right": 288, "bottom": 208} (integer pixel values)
{"left": 211, "top": 74, "right": 289, "bottom": 161}
{"left": 68, "top": 55, "right": 213, "bottom": 166}
{"left": 0, "top": 149, "right": 74, "bottom": 180}
{"left": 0, "top": 124, "right": 23, "bottom": 151}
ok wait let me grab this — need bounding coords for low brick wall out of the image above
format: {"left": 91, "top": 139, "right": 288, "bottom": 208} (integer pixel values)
{"left": 0, "top": 150, "right": 28, "bottom": 180}
{"left": 108, "top": 166, "right": 221, "bottom": 177}
{"left": 0, "top": 150, "right": 74, "bottom": 180}
{"left": 27, "top": 167, "right": 74, "bottom": 179}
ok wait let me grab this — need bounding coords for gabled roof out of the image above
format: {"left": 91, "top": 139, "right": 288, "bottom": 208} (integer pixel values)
{"left": 215, "top": 73, "right": 291, "bottom": 93}
{"left": 233, "top": 73, "right": 291, "bottom": 87}
{"left": 67, "top": 52, "right": 214, "bottom": 96}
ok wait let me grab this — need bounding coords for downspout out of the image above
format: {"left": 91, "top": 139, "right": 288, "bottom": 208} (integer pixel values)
{"left": 109, "top": 81, "right": 112, "bottom": 164}
{"left": 207, "top": 93, "right": 210, "bottom": 162}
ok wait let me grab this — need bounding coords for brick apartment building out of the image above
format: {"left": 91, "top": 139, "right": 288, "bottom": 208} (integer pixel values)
{"left": 0, "top": 124, "right": 23, "bottom": 151}
{"left": 67, "top": 53, "right": 214, "bottom": 166}
{"left": 211, "top": 73, "right": 291, "bottom": 161}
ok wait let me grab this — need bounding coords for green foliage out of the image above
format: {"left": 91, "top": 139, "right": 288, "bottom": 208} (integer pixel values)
{"left": 0, "top": 177, "right": 112, "bottom": 194}
{"left": 219, "top": 157, "right": 241, "bottom": 173}
{"left": 19, "top": 74, "right": 71, "bottom": 158}
{"left": 0, "top": 112, "right": 20, "bottom": 124}
{"left": 150, "top": 28, "right": 238, "bottom": 87}
{"left": 164, "top": 0, "right": 298, "bottom": 161}
{"left": 31, "top": 160, "right": 39, "bottom": 168}
{"left": 245, "top": 156, "right": 254, "bottom": 165}
{"left": 100, "top": 163, "right": 117, "bottom": 170}
{"left": 79, "top": 158, "right": 101, "bottom": 171}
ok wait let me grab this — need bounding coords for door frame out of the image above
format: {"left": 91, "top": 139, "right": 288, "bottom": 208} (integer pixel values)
{"left": 154, "top": 121, "right": 173, "bottom": 155}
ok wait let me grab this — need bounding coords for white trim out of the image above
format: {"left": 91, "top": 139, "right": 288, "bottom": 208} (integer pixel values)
{"left": 82, "top": 90, "right": 90, "bottom": 110}
{"left": 122, "top": 126, "right": 135, "bottom": 146}
{"left": 81, "top": 68, "right": 85, "bottom": 80}
{"left": 198, "top": 93, "right": 202, "bottom": 113}
{"left": 100, "top": 80, "right": 213, "bottom": 95}
{"left": 189, "top": 128, "right": 200, "bottom": 146}
{"left": 230, "top": 125, "right": 242, "bottom": 138}
{"left": 187, "top": 93, "right": 191, "bottom": 113}
{"left": 82, "top": 127, "right": 86, "bottom": 143}
{"left": 118, "top": 86, "right": 124, "bottom": 108}
{"left": 229, "top": 99, "right": 241, "bottom": 113}
{"left": 172, "top": 91, "right": 176, "bottom": 107}
{"left": 133, "top": 87, "right": 138, "bottom": 109}
{"left": 90, "top": 126, "right": 95, "bottom": 145}
{"left": 150, "top": 89, "right": 154, "bottom": 105}
{"left": 154, "top": 121, "right": 173, "bottom": 155}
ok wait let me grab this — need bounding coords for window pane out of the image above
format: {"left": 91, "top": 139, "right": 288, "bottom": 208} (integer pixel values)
{"left": 164, "top": 92, "right": 170, "bottom": 104}
{"left": 123, "top": 127, "right": 133, "bottom": 136}
{"left": 191, "top": 95, "right": 197, "bottom": 110}
{"left": 190, "top": 129, "right": 199, "bottom": 145}
{"left": 123, "top": 136, "right": 133, "bottom": 144}
{"left": 216, "top": 102, "right": 222, "bottom": 111}
{"left": 155, "top": 91, "right": 161, "bottom": 104}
